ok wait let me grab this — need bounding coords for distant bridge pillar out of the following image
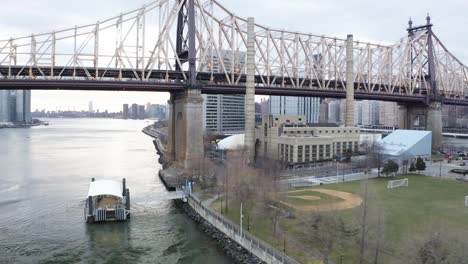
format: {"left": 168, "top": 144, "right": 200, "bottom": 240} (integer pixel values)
{"left": 398, "top": 104, "right": 408, "bottom": 129}
{"left": 244, "top": 17, "right": 256, "bottom": 163}
{"left": 397, "top": 102, "right": 442, "bottom": 151}
{"left": 345, "top": 34, "right": 354, "bottom": 127}
{"left": 427, "top": 101, "right": 442, "bottom": 151}
{"left": 167, "top": 90, "right": 204, "bottom": 169}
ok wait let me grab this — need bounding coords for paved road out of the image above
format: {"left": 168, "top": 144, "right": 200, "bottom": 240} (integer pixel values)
{"left": 425, "top": 160, "right": 468, "bottom": 180}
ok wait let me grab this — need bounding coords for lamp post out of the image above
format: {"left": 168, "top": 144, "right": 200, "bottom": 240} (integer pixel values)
{"left": 240, "top": 202, "right": 244, "bottom": 240}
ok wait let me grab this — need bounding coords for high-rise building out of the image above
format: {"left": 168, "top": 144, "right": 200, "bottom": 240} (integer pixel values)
{"left": 319, "top": 100, "right": 329, "bottom": 123}
{"left": 146, "top": 104, "right": 168, "bottom": 120}
{"left": 123, "top": 104, "right": 129, "bottom": 119}
{"left": 201, "top": 50, "right": 246, "bottom": 134}
{"left": 0, "top": 90, "right": 31, "bottom": 124}
{"left": 354, "top": 100, "right": 380, "bottom": 126}
{"left": 269, "top": 96, "right": 321, "bottom": 123}
{"left": 260, "top": 98, "right": 269, "bottom": 116}
{"left": 16, "top": 90, "right": 24, "bottom": 122}
{"left": 88, "top": 101, "right": 94, "bottom": 113}
{"left": 131, "top": 104, "right": 138, "bottom": 120}
{"left": 0, "top": 90, "right": 10, "bottom": 123}
{"left": 328, "top": 99, "right": 342, "bottom": 124}
{"left": 379, "top": 102, "right": 399, "bottom": 127}
{"left": 138, "top": 105, "right": 146, "bottom": 119}
{"left": 202, "top": 94, "right": 245, "bottom": 134}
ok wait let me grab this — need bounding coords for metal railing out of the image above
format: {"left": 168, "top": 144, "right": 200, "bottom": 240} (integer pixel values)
{"left": 188, "top": 195, "right": 300, "bottom": 264}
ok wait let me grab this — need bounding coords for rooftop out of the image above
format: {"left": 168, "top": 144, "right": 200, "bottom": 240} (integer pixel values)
{"left": 382, "top": 130, "right": 432, "bottom": 156}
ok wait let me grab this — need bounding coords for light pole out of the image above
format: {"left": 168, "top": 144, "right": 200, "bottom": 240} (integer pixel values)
{"left": 336, "top": 161, "right": 339, "bottom": 184}
{"left": 439, "top": 159, "right": 442, "bottom": 178}
{"left": 240, "top": 202, "right": 244, "bottom": 240}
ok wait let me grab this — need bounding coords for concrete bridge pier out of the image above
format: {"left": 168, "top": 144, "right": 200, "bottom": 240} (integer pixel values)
{"left": 167, "top": 89, "right": 204, "bottom": 169}
{"left": 397, "top": 102, "right": 442, "bottom": 151}
{"left": 426, "top": 102, "right": 442, "bottom": 151}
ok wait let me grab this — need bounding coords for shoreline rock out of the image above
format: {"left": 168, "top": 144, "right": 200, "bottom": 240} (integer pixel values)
{"left": 176, "top": 200, "right": 264, "bottom": 264}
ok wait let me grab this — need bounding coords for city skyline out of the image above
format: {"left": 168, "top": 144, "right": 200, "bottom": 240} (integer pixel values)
{"left": 1, "top": 0, "right": 466, "bottom": 112}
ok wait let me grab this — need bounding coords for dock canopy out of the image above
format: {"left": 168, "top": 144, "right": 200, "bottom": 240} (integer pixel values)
{"left": 88, "top": 180, "right": 123, "bottom": 199}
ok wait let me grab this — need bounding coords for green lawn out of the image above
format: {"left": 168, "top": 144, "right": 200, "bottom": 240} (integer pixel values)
{"left": 210, "top": 175, "right": 468, "bottom": 264}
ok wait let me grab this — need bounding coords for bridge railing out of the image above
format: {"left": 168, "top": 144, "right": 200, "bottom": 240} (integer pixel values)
{"left": 188, "top": 194, "right": 301, "bottom": 264}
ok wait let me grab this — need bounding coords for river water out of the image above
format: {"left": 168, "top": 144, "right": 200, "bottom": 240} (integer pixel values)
{"left": 0, "top": 118, "right": 234, "bottom": 264}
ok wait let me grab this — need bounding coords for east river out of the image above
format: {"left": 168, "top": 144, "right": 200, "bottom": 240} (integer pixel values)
{"left": 0, "top": 118, "right": 234, "bottom": 264}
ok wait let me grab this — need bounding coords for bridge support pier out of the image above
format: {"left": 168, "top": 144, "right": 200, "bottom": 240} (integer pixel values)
{"left": 398, "top": 104, "right": 408, "bottom": 129}
{"left": 167, "top": 89, "right": 204, "bottom": 169}
{"left": 397, "top": 102, "right": 442, "bottom": 151}
{"left": 427, "top": 102, "right": 442, "bottom": 151}
{"left": 244, "top": 17, "right": 256, "bottom": 163}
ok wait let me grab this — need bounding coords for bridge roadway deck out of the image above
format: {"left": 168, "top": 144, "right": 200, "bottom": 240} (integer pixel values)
{"left": 1, "top": 66, "right": 467, "bottom": 105}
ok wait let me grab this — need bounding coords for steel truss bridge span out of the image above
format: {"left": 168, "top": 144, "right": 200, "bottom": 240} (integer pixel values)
{"left": 0, "top": 0, "right": 467, "bottom": 105}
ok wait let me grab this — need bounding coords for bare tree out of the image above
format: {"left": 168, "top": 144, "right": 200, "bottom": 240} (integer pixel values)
{"left": 408, "top": 229, "right": 468, "bottom": 264}
{"left": 301, "top": 211, "right": 356, "bottom": 264}
{"left": 362, "top": 140, "right": 385, "bottom": 177}
{"left": 356, "top": 181, "right": 388, "bottom": 264}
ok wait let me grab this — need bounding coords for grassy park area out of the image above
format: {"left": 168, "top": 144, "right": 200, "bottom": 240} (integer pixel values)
{"left": 210, "top": 175, "right": 468, "bottom": 264}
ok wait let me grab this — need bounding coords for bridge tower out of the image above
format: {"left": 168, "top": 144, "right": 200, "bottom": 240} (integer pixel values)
{"left": 399, "top": 15, "right": 442, "bottom": 151}
{"left": 167, "top": 0, "right": 204, "bottom": 169}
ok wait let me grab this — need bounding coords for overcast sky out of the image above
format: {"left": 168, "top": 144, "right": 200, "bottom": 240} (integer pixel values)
{"left": 1, "top": 0, "right": 466, "bottom": 112}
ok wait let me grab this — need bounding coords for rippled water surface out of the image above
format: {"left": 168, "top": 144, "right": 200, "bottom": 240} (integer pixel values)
{"left": 0, "top": 118, "right": 233, "bottom": 264}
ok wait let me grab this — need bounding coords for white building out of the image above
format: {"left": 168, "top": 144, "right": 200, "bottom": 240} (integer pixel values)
{"left": 202, "top": 94, "right": 245, "bottom": 134}
{"left": 257, "top": 115, "right": 360, "bottom": 165}
{"left": 382, "top": 130, "right": 432, "bottom": 163}
{"left": 269, "top": 96, "right": 321, "bottom": 123}
{"left": 201, "top": 50, "right": 246, "bottom": 134}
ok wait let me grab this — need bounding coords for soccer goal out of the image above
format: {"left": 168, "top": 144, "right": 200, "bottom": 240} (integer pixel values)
{"left": 387, "top": 178, "right": 409, "bottom": 189}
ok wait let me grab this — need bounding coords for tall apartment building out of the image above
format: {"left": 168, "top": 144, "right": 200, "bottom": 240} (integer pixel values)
{"left": 269, "top": 96, "right": 321, "bottom": 123}
{"left": 328, "top": 99, "right": 342, "bottom": 124}
{"left": 123, "top": 104, "right": 129, "bottom": 119}
{"left": 379, "top": 102, "right": 399, "bottom": 127}
{"left": 0, "top": 90, "right": 10, "bottom": 122}
{"left": 354, "top": 100, "right": 380, "bottom": 126}
{"left": 201, "top": 50, "right": 246, "bottom": 134}
{"left": 131, "top": 104, "right": 138, "bottom": 120}
{"left": 0, "top": 90, "right": 31, "bottom": 123}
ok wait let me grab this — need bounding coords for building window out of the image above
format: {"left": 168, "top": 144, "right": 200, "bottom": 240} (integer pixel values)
{"left": 290, "top": 145, "right": 294, "bottom": 162}
{"left": 319, "top": 145, "right": 324, "bottom": 160}
{"left": 354, "top": 142, "right": 359, "bottom": 151}
{"left": 298, "top": 145, "right": 303, "bottom": 163}
{"left": 326, "top": 144, "right": 331, "bottom": 158}
{"left": 312, "top": 145, "right": 317, "bottom": 161}
{"left": 280, "top": 144, "right": 284, "bottom": 161}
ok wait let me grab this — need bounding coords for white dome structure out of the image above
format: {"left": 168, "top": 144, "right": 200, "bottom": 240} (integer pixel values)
{"left": 217, "top": 134, "right": 245, "bottom": 150}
